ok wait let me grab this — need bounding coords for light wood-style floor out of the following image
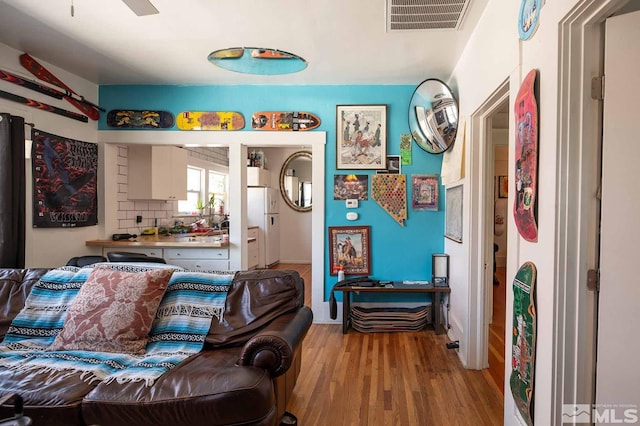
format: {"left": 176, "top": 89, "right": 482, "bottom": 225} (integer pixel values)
{"left": 274, "top": 263, "right": 504, "bottom": 425}
{"left": 485, "top": 267, "right": 506, "bottom": 399}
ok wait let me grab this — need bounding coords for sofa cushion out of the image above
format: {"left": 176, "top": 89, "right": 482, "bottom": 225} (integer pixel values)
{"left": 206, "top": 269, "right": 304, "bottom": 347}
{"left": 48, "top": 267, "right": 173, "bottom": 354}
{"left": 82, "top": 348, "right": 277, "bottom": 426}
{"left": 0, "top": 268, "right": 49, "bottom": 340}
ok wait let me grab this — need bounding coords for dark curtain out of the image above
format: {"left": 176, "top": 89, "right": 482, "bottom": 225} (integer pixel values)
{"left": 0, "top": 113, "right": 26, "bottom": 268}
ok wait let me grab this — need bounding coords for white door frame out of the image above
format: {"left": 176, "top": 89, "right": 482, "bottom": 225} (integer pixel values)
{"left": 467, "top": 79, "right": 510, "bottom": 369}
{"left": 554, "top": 0, "right": 627, "bottom": 422}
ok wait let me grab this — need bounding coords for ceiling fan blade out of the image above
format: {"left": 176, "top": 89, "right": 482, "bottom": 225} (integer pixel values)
{"left": 122, "top": 0, "right": 158, "bottom": 16}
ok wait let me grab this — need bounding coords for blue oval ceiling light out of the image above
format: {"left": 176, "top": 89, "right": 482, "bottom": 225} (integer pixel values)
{"left": 207, "top": 47, "right": 307, "bottom": 75}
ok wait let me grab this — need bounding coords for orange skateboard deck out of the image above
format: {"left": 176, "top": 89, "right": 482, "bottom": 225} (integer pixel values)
{"left": 251, "top": 111, "right": 320, "bottom": 131}
{"left": 176, "top": 111, "right": 245, "bottom": 131}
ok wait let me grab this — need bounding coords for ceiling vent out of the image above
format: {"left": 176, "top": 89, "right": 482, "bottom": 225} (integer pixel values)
{"left": 386, "top": 0, "right": 470, "bottom": 31}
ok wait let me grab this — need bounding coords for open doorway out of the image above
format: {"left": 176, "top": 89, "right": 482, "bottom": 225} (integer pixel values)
{"left": 485, "top": 100, "right": 509, "bottom": 397}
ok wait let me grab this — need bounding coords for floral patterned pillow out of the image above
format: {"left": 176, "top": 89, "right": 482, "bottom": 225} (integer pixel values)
{"left": 48, "top": 266, "right": 173, "bottom": 354}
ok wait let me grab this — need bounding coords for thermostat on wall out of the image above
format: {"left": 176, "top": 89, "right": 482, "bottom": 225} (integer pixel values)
{"left": 346, "top": 212, "right": 358, "bottom": 221}
{"left": 346, "top": 199, "right": 358, "bottom": 208}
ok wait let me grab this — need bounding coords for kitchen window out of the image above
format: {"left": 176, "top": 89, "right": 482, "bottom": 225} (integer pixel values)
{"left": 177, "top": 160, "right": 228, "bottom": 218}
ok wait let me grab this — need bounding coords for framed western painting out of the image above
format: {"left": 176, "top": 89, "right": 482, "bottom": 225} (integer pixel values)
{"left": 336, "top": 105, "right": 386, "bottom": 170}
{"left": 328, "top": 225, "right": 371, "bottom": 276}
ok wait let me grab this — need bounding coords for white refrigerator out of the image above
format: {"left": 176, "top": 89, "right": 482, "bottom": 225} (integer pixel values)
{"left": 247, "top": 187, "right": 280, "bottom": 268}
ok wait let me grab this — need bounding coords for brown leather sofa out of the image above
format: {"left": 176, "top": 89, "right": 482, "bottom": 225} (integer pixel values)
{"left": 0, "top": 268, "right": 312, "bottom": 426}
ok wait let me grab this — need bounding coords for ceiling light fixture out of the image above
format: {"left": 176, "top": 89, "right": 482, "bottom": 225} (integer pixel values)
{"left": 122, "top": 0, "right": 159, "bottom": 16}
{"left": 207, "top": 47, "right": 307, "bottom": 75}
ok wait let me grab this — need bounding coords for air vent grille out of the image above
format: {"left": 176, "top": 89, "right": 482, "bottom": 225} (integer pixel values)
{"left": 386, "top": 0, "right": 470, "bottom": 31}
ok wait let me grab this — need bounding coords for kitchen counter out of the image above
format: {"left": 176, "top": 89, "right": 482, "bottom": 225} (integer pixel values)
{"left": 86, "top": 234, "right": 229, "bottom": 248}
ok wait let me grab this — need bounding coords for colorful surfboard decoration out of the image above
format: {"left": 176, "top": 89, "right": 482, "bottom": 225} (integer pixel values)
{"left": 518, "top": 0, "right": 542, "bottom": 41}
{"left": 510, "top": 261, "right": 537, "bottom": 426}
{"left": 513, "top": 69, "right": 539, "bottom": 242}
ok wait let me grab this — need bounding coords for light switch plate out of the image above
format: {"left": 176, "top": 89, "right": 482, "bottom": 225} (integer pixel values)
{"left": 346, "top": 212, "right": 358, "bottom": 220}
{"left": 346, "top": 199, "right": 358, "bottom": 208}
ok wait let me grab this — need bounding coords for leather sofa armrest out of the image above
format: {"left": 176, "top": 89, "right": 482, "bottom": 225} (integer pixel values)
{"left": 238, "top": 306, "right": 312, "bottom": 377}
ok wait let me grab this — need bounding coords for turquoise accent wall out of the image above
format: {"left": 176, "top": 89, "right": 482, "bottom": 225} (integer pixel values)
{"left": 99, "top": 85, "right": 445, "bottom": 302}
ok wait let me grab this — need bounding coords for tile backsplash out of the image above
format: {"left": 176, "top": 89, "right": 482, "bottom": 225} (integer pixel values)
{"left": 115, "top": 145, "right": 175, "bottom": 234}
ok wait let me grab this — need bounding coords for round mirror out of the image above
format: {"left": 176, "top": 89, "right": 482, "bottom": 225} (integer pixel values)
{"left": 408, "top": 78, "right": 459, "bottom": 154}
{"left": 280, "top": 151, "right": 312, "bottom": 212}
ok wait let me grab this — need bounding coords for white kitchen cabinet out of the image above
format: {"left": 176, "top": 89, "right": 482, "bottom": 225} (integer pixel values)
{"left": 101, "top": 247, "right": 164, "bottom": 258}
{"left": 128, "top": 145, "right": 187, "bottom": 200}
{"left": 248, "top": 227, "right": 259, "bottom": 269}
{"left": 247, "top": 167, "right": 271, "bottom": 187}
{"left": 164, "top": 247, "right": 230, "bottom": 271}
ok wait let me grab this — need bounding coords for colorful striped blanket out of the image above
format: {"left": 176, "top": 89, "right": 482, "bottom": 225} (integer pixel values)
{"left": 0, "top": 264, "right": 235, "bottom": 386}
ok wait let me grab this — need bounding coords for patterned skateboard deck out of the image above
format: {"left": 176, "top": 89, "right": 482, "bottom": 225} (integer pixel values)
{"left": 251, "top": 111, "right": 320, "bottom": 131}
{"left": 107, "top": 110, "right": 174, "bottom": 129}
{"left": 510, "top": 261, "right": 537, "bottom": 426}
{"left": 513, "top": 69, "right": 539, "bottom": 242}
{"left": 176, "top": 111, "right": 245, "bottom": 131}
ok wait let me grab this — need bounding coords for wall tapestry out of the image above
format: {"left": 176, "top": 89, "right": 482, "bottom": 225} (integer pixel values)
{"left": 510, "top": 261, "right": 537, "bottom": 426}
{"left": 514, "top": 69, "right": 539, "bottom": 242}
{"left": 411, "top": 174, "right": 439, "bottom": 211}
{"left": 371, "top": 174, "right": 407, "bottom": 226}
{"left": 32, "top": 129, "right": 97, "bottom": 228}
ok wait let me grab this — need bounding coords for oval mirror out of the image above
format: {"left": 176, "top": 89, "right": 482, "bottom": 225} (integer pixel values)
{"left": 408, "top": 78, "right": 459, "bottom": 154}
{"left": 280, "top": 151, "right": 312, "bottom": 212}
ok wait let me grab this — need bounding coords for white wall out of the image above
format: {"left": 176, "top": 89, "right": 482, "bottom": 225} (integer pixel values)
{"left": 0, "top": 43, "right": 100, "bottom": 267}
{"left": 448, "top": 0, "right": 610, "bottom": 424}
{"left": 262, "top": 147, "right": 312, "bottom": 263}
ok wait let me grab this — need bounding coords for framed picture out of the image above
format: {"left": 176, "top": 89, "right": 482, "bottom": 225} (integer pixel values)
{"left": 328, "top": 225, "right": 371, "bottom": 276}
{"left": 336, "top": 105, "right": 387, "bottom": 170}
{"left": 376, "top": 155, "right": 401, "bottom": 174}
{"left": 333, "top": 174, "right": 369, "bottom": 200}
{"left": 445, "top": 184, "right": 463, "bottom": 243}
{"left": 411, "top": 174, "right": 439, "bottom": 211}
{"left": 498, "top": 175, "right": 508, "bottom": 198}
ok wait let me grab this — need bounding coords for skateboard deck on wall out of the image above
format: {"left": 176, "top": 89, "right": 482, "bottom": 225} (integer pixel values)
{"left": 510, "top": 261, "right": 537, "bottom": 426}
{"left": 106, "top": 110, "right": 175, "bottom": 129}
{"left": 513, "top": 69, "right": 539, "bottom": 242}
{"left": 176, "top": 111, "right": 245, "bottom": 131}
{"left": 251, "top": 111, "right": 320, "bottom": 131}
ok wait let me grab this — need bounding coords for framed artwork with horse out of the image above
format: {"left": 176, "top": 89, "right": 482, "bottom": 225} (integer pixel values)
{"left": 328, "top": 226, "right": 371, "bottom": 276}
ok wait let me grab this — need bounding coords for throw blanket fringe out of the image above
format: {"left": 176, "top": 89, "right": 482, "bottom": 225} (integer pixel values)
{"left": 0, "top": 266, "right": 235, "bottom": 387}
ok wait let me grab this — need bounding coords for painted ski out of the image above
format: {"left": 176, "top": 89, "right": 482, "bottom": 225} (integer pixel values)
{"left": 19, "top": 53, "right": 100, "bottom": 120}
{"left": 0, "top": 68, "right": 105, "bottom": 111}
{"left": 0, "top": 89, "right": 88, "bottom": 122}
{"left": 0, "top": 68, "right": 64, "bottom": 99}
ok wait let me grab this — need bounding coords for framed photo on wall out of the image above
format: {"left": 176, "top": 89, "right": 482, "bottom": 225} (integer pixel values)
{"left": 445, "top": 184, "right": 463, "bottom": 243}
{"left": 328, "top": 225, "right": 371, "bottom": 276}
{"left": 498, "top": 175, "right": 508, "bottom": 198}
{"left": 411, "top": 174, "right": 439, "bottom": 211}
{"left": 336, "top": 105, "right": 386, "bottom": 170}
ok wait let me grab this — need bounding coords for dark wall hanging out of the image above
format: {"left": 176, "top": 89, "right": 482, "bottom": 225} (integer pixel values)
{"left": 32, "top": 129, "right": 97, "bottom": 228}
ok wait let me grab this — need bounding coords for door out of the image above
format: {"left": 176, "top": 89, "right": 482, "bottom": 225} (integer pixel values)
{"left": 596, "top": 10, "right": 640, "bottom": 409}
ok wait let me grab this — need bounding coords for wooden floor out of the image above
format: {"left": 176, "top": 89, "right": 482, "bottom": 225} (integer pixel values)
{"left": 485, "top": 267, "right": 506, "bottom": 399}
{"left": 275, "top": 263, "right": 504, "bottom": 425}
